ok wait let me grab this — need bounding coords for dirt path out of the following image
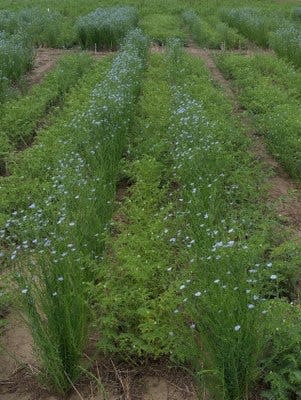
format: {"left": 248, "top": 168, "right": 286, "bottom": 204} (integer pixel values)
{"left": 27, "top": 48, "right": 67, "bottom": 86}
{"left": 0, "top": 311, "right": 35, "bottom": 381}
{"left": 186, "top": 46, "right": 301, "bottom": 236}
{"left": 27, "top": 48, "right": 115, "bottom": 87}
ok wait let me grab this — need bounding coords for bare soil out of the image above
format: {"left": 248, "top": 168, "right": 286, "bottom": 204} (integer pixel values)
{"left": 0, "top": 333, "right": 198, "bottom": 400}
{"left": 27, "top": 48, "right": 67, "bottom": 87}
{"left": 27, "top": 47, "right": 115, "bottom": 88}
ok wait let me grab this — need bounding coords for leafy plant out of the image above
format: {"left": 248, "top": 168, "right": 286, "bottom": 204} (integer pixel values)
{"left": 261, "top": 299, "right": 301, "bottom": 400}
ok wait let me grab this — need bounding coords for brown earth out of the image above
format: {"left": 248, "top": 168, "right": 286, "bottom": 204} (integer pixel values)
{"left": 0, "top": 340, "right": 198, "bottom": 400}
{"left": 27, "top": 48, "right": 67, "bottom": 87}
{"left": 27, "top": 47, "right": 116, "bottom": 87}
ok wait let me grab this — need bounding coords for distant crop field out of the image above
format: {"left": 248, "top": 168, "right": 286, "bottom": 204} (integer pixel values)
{"left": 0, "top": 1, "right": 301, "bottom": 400}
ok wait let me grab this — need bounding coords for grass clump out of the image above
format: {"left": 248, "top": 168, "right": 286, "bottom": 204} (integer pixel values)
{"left": 183, "top": 10, "right": 221, "bottom": 48}
{"left": 76, "top": 7, "right": 138, "bottom": 50}
{"left": 261, "top": 300, "right": 301, "bottom": 400}
{"left": 220, "top": 7, "right": 286, "bottom": 48}
{"left": 292, "top": 7, "right": 301, "bottom": 21}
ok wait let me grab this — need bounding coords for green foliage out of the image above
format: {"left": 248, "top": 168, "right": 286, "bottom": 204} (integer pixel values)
{"left": 183, "top": 10, "right": 221, "bottom": 48}
{"left": 0, "top": 53, "right": 93, "bottom": 173}
{"left": 0, "top": 32, "right": 34, "bottom": 90}
{"left": 94, "top": 54, "right": 177, "bottom": 358}
{"left": 140, "top": 13, "right": 186, "bottom": 45}
{"left": 164, "top": 40, "right": 301, "bottom": 400}
{"left": 0, "top": 275, "right": 11, "bottom": 332}
{"left": 183, "top": 10, "right": 246, "bottom": 49}
{"left": 215, "top": 21, "right": 247, "bottom": 49}
{"left": 216, "top": 53, "right": 301, "bottom": 180}
{"left": 16, "top": 8, "right": 66, "bottom": 47}
{"left": 269, "top": 26, "right": 301, "bottom": 69}
{"left": 261, "top": 300, "right": 301, "bottom": 400}
{"left": 220, "top": 8, "right": 275, "bottom": 47}
{"left": 4, "top": 30, "right": 148, "bottom": 393}
{"left": 75, "top": 7, "right": 138, "bottom": 50}
{"left": 0, "top": 7, "right": 72, "bottom": 47}
{"left": 292, "top": 7, "right": 301, "bottom": 21}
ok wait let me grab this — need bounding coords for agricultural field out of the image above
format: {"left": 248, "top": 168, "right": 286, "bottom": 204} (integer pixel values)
{"left": 0, "top": 0, "right": 301, "bottom": 399}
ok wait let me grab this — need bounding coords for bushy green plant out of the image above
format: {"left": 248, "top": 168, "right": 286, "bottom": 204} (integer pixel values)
{"left": 94, "top": 54, "right": 178, "bottom": 358}
{"left": 261, "top": 299, "right": 301, "bottom": 400}
{"left": 0, "top": 10, "right": 17, "bottom": 33}
{"left": 215, "top": 21, "right": 247, "bottom": 49}
{"left": 76, "top": 7, "right": 138, "bottom": 50}
{"left": 17, "top": 8, "right": 64, "bottom": 47}
{"left": 258, "top": 104, "right": 301, "bottom": 180}
{"left": 0, "top": 7, "right": 70, "bottom": 47}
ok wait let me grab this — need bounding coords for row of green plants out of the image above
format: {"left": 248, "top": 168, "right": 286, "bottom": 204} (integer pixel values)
{"left": 89, "top": 43, "right": 301, "bottom": 400}
{"left": 183, "top": 10, "right": 247, "bottom": 49}
{"left": 1, "top": 29, "right": 148, "bottom": 393}
{"left": 0, "top": 31, "right": 34, "bottom": 102}
{"left": 216, "top": 52, "right": 301, "bottom": 180}
{"left": 0, "top": 7, "right": 71, "bottom": 47}
{"left": 76, "top": 6, "right": 138, "bottom": 50}
{"left": 95, "top": 53, "right": 178, "bottom": 358}
{"left": 221, "top": 7, "right": 301, "bottom": 67}
{"left": 164, "top": 40, "right": 301, "bottom": 400}
{"left": 140, "top": 13, "right": 186, "bottom": 45}
{"left": 0, "top": 52, "right": 113, "bottom": 338}
{"left": 0, "top": 53, "right": 94, "bottom": 175}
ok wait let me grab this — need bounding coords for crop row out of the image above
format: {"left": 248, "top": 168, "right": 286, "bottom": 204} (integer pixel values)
{"left": 0, "top": 8, "right": 72, "bottom": 47}
{"left": 183, "top": 10, "right": 247, "bottom": 49}
{"left": 0, "top": 53, "right": 94, "bottom": 174}
{"left": 86, "top": 43, "right": 301, "bottom": 399}
{"left": 216, "top": 53, "right": 301, "bottom": 180}
{"left": 1, "top": 29, "right": 148, "bottom": 392}
{"left": 165, "top": 41, "right": 301, "bottom": 399}
{"left": 221, "top": 7, "right": 301, "bottom": 67}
